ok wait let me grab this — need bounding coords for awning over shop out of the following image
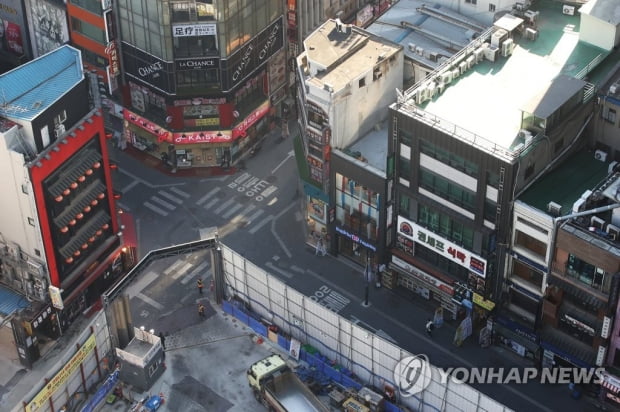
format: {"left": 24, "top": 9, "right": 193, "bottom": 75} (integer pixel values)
{"left": 0, "top": 285, "right": 30, "bottom": 316}
{"left": 548, "top": 274, "right": 607, "bottom": 310}
{"left": 539, "top": 336, "right": 594, "bottom": 369}
{"left": 303, "top": 181, "right": 329, "bottom": 202}
{"left": 602, "top": 377, "right": 620, "bottom": 393}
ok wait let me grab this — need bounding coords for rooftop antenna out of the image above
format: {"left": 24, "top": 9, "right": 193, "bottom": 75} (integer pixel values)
{"left": 336, "top": 11, "right": 344, "bottom": 32}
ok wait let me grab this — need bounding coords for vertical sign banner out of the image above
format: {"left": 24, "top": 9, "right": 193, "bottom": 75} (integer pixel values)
{"left": 48, "top": 286, "right": 64, "bottom": 310}
{"left": 26, "top": 334, "right": 97, "bottom": 412}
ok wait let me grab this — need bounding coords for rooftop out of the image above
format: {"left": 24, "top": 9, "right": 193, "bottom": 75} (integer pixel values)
{"left": 340, "top": 121, "right": 389, "bottom": 174}
{"left": 518, "top": 149, "right": 610, "bottom": 215}
{"left": 0, "top": 45, "right": 83, "bottom": 121}
{"left": 397, "top": 0, "right": 607, "bottom": 160}
{"left": 303, "top": 19, "right": 401, "bottom": 92}
{"left": 579, "top": 0, "right": 620, "bottom": 26}
{"left": 365, "top": 0, "right": 486, "bottom": 70}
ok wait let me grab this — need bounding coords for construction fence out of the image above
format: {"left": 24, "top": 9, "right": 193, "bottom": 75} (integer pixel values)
{"left": 221, "top": 245, "right": 513, "bottom": 412}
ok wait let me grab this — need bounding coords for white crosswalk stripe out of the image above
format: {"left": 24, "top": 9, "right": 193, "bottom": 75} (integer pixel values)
{"left": 232, "top": 204, "right": 256, "bottom": 222}
{"left": 144, "top": 201, "right": 168, "bottom": 216}
{"left": 214, "top": 198, "right": 236, "bottom": 214}
{"left": 197, "top": 187, "right": 221, "bottom": 205}
{"left": 221, "top": 202, "right": 244, "bottom": 219}
{"left": 164, "top": 259, "right": 186, "bottom": 275}
{"left": 180, "top": 261, "right": 210, "bottom": 285}
{"left": 158, "top": 190, "right": 183, "bottom": 204}
{"left": 150, "top": 195, "right": 176, "bottom": 210}
{"left": 245, "top": 209, "right": 264, "bottom": 223}
{"left": 204, "top": 198, "right": 219, "bottom": 210}
{"left": 169, "top": 186, "right": 190, "bottom": 198}
{"left": 248, "top": 215, "right": 273, "bottom": 234}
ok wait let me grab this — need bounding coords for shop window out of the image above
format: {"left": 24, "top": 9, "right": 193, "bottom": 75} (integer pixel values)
{"left": 512, "top": 260, "right": 543, "bottom": 288}
{"left": 174, "top": 35, "right": 218, "bottom": 57}
{"left": 514, "top": 230, "right": 546, "bottom": 259}
{"left": 566, "top": 254, "right": 610, "bottom": 293}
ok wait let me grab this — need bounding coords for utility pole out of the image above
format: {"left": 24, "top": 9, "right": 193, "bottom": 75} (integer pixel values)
{"left": 363, "top": 253, "right": 371, "bottom": 307}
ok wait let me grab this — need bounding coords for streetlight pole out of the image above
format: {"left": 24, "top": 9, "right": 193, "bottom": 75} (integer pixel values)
{"left": 363, "top": 253, "right": 371, "bottom": 307}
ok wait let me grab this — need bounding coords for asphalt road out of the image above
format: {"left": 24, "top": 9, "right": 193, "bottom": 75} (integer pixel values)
{"left": 108, "top": 129, "right": 603, "bottom": 412}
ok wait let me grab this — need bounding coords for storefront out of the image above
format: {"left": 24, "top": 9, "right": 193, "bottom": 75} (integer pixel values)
{"left": 123, "top": 100, "right": 271, "bottom": 167}
{"left": 304, "top": 182, "right": 330, "bottom": 250}
{"left": 539, "top": 340, "right": 592, "bottom": 369}
{"left": 389, "top": 252, "right": 458, "bottom": 320}
{"left": 492, "top": 315, "right": 540, "bottom": 362}
{"left": 335, "top": 225, "right": 378, "bottom": 265}
{"left": 600, "top": 372, "right": 620, "bottom": 408}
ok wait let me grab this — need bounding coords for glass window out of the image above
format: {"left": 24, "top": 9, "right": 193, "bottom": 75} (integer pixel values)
{"left": 484, "top": 199, "right": 497, "bottom": 223}
{"left": 566, "top": 254, "right": 610, "bottom": 293}
{"left": 399, "top": 194, "right": 410, "bottom": 218}
{"left": 72, "top": 0, "right": 101, "bottom": 14}
{"left": 71, "top": 17, "right": 106, "bottom": 43}
{"left": 399, "top": 156, "right": 411, "bottom": 179}
{"left": 514, "top": 230, "right": 546, "bottom": 259}
{"left": 419, "top": 168, "right": 476, "bottom": 212}
{"left": 400, "top": 129, "right": 412, "bottom": 146}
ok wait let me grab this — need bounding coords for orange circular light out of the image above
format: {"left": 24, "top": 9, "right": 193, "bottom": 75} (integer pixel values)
{"left": 76, "top": 213, "right": 84, "bottom": 220}
{"left": 60, "top": 226, "right": 69, "bottom": 233}
{"left": 69, "top": 219, "right": 77, "bottom": 226}
{"left": 91, "top": 199, "right": 98, "bottom": 206}
{"left": 102, "top": 223, "right": 110, "bottom": 230}
{"left": 70, "top": 182, "right": 78, "bottom": 189}
{"left": 78, "top": 175, "right": 86, "bottom": 182}
{"left": 85, "top": 169, "right": 93, "bottom": 175}
{"left": 96, "top": 229, "right": 103, "bottom": 236}
{"left": 55, "top": 195, "right": 63, "bottom": 202}
{"left": 98, "top": 193, "right": 105, "bottom": 199}
{"left": 63, "top": 189, "right": 71, "bottom": 196}
{"left": 66, "top": 257, "right": 74, "bottom": 264}
{"left": 81, "top": 243, "right": 89, "bottom": 250}
{"left": 93, "top": 161, "right": 101, "bottom": 169}
{"left": 84, "top": 206, "right": 91, "bottom": 213}
{"left": 73, "top": 250, "right": 81, "bottom": 257}
{"left": 89, "top": 236, "right": 96, "bottom": 243}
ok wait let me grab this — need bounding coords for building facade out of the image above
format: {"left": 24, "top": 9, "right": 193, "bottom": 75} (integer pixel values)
{"left": 114, "top": 0, "right": 286, "bottom": 168}
{"left": 295, "top": 19, "right": 402, "bottom": 253}
{"left": 0, "top": 46, "right": 132, "bottom": 366}
{"left": 387, "top": 9, "right": 598, "bottom": 322}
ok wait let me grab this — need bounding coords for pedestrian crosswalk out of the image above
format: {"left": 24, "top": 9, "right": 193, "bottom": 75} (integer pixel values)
{"left": 140, "top": 174, "right": 277, "bottom": 236}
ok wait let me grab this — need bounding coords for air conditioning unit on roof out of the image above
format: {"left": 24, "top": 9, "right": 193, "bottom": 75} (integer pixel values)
{"left": 547, "top": 201, "right": 562, "bottom": 216}
{"left": 594, "top": 150, "right": 608, "bottom": 162}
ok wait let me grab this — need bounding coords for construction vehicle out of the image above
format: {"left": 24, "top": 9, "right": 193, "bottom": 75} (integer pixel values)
{"left": 247, "top": 354, "right": 329, "bottom": 412}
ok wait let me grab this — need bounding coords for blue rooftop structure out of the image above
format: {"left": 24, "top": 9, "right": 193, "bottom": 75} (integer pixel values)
{"left": 0, "top": 285, "right": 29, "bottom": 316}
{"left": 0, "top": 45, "right": 83, "bottom": 121}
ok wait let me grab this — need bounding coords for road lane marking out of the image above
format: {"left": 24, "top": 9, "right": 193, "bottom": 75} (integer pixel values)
{"left": 197, "top": 187, "right": 221, "bottom": 205}
{"left": 158, "top": 190, "right": 184, "bottom": 204}
{"left": 144, "top": 201, "right": 168, "bottom": 216}
{"left": 248, "top": 215, "right": 273, "bottom": 234}
{"left": 150, "top": 196, "right": 176, "bottom": 210}
{"left": 180, "top": 261, "right": 210, "bottom": 284}
{"left": 214, "top": 198, "right": 236, "bottom": 214}
{"left": 169, "top": 186, "right": 190, "bottom": 198}
{"left": 164, "top": 259, "right": 186, "bottom": 275}
{"left": 204, "top": 198, "right": 219, "bottom": 209}
{"left": 137, "top": 293, "right": 164, "bottom": 310}
{"left": 265, "top": 262, "right": 293, "bottom": 279}
{"left": 221, "top": 202, "right": 243, "bottom": 219}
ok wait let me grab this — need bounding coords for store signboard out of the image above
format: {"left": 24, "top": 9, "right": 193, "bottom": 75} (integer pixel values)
{"left": 172, "top": 23, "right": 216, "bottom": 37}
{"left": 392, "top": 255, "right": 454, "bottom": 294}
{"left": 172, "top": 131, "right": 232, "bottom": 144}
{"left": 335, "top": 226, "right": 376, "bottom": 252}
{"left": 472, "top": 292, "right": 495, "bottom": 311}
{"left": 48, "top": 286, "right": 63, "bottom": 310}
{"left": 221, "top": 17, "right": 284, "bottom": 91}
{"left": 397, "top": 216, "right": 487, "bottom": 278}
{"left": 232, "top": 100, "right": 270, "bottom": 138}
{"left": 175, "top": 57, "right": 219, "bottom": 71}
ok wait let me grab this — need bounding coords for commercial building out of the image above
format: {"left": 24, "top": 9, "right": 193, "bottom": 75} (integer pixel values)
{"left": 387, "top": 1, "right": 606, "bottom": 322}
{"left": 365, "top": 0, "right": 487, "bottom": 88}
{"left": 66, "top": 0, "right": 121, "bottom": 104}
{"left": 0, "top": 46, "right": 132, "bottom": 367}
{"left": 507, "top": 150, "right": 619, "bottom": 366}
{"left": 114, "top": 0, "right": 286, "bottom": 168}
{"left": 295, "top": 19, "right": 402, "bottom": 255}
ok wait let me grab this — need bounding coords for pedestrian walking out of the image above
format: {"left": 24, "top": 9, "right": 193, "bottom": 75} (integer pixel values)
{"left": 197, "top": 278, "right": 204, "bottom": 294}
{"left": 426, "top": 319, "right": 434, "bottom": 337}
{"left": 315, "top": 237, "right": 327, "bottom": 256}
{"left": 198, "top": 303, "right": 205, "bottom": 318}
{"left": 158, "top": 332, "right": 166, "bottom": 349}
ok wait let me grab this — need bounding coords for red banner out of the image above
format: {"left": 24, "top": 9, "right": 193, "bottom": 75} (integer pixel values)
{"left": 172, "top": 131, "right": 232, "bottom": 144}
{"left": 232, "top": 101, "right": 270, "bottom": 139}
